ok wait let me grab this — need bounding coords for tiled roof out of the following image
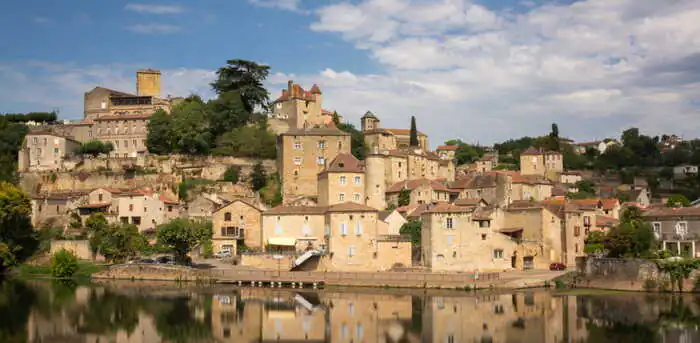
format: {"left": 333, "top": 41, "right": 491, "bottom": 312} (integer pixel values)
{"left": 436, "top": 145, "right": 459, "bottom": 151}
{"left": 520, "top": 147, "right": 561, "bottom": 156}
{"left": 78, "top": 203, "right": 111, "bottom": 209}
{"left": 265, "top": 205, "right": 327, "bottom": 215}
{"left": 472, "top": 208, "right": 493, "bottom": 220}
{"left": 423, "top": 202, "right": 471, "bottom": 214}
{"left": 454, "top": 198, "right": 487, "bottom": 207}
{"left": 596, "top": 215, "right": 619, "bottom": 227}
{"left": 387, "top": 178, "right": 451, "bottom": 193}
{"left": 600, "top": 198, "right": 619, "bottom": 211}
{"left": 496, "top": 171, "right": 552, "bottom": 185}
{"left": 407, "top": 203, "right": 432, "bottom": 218}
{"left": 322, "top": 153, "right": 364, "bottom": 173}
{"left": 361, "top": 111, "right": 377, "bottom": 119}
{"left": 212, "top": 198, "right": 261, "bottom": 213}
{"left": 327, "top": 202, "right": 378, "bottom": 213}
{"left": 378, "top": 210, "right": 394, "bottom": 221}
{"left": 274, "top": 83, "right": 318, "bottom": 103}
{"left": 642, "top": 207, "right": 700, "bottom": 218}
{"left": 384, "top": 128, "right": 427, "bottom": 136}
{"left": 309, "top": 84, "right": 322, "bottom": 94}
{"left": 95, "top": 114, "right": 152, "bottom": 121}
{"left": 160, "top": 195, "right": 179, "bottom": 205}
{"left": 91, "top": 86, "right": 135, "bottom": 97}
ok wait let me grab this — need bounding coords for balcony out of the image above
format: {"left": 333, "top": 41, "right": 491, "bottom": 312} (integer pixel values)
{"left": 220, "top": 227, "right": 245, "bottom": 239}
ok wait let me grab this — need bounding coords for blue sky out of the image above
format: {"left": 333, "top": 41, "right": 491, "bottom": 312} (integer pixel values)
{"left": 1, "top": 0, "right": 699, "bottom": 146}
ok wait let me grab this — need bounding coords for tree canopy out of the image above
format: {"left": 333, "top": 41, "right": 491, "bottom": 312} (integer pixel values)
{"left": 210, "top": 59, "right": 271, "bottom": 112}
{"left": 156, "top": 219, "right": 212, "bottom": 263}
{"left": 409, "top": 116, "right": 419, "bottom": 147}
{"left": 444, "top": 139, "right": 484, "bottom": 165}
{"left": 0, "top": 182, "right": 38, "bottom": 272}
{"left": 77, "top": 140, "right": 114, "bottom": 157}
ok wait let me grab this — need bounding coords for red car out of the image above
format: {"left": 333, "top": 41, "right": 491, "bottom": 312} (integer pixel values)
{"left": 549, "top": 263, "right": 566, "bottom": 271}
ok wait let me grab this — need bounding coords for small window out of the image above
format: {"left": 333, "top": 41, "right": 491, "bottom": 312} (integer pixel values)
{"left": 493, "top": 249, "right": 504, "bottom": 259}
{"left": 446, "top": 217, "right": 454, "bottom": 229}
{"left": 339, "top": 193, "right": 345, "bottom": 201}
{"left": 652, "top": 222, "right": 661, "bottom": 238}
{"left": 339, "top": 176, "right": 346, "bottom": 185}
{"left": 224, "top": 212, "right": 232, "bottom": 221}
{"left": 98, "top": 194, "right": 103, "bottom": 202}
{"left": 353, "top": 176, "right": 361, "bottom": 184}
{"left": 293, "top": 157, "right": 302, "bottom": 165}
{"left": 168, "top": 205, "right": 173, "bottom": 212}
{"left": 347, "top": 245, "right": 356, "bottom": 257}
{"left": 340, "top": 223, "right": 348, "bottom": 236}
{"left": 317, "top": 156, "right": 325, "bottom": 165}
{"left": 294, "top": 141, "right": 302, "bottom": 150}
{"left": 353, "top": 193, "right": 361, "bottom": 202}
{"left": 129, "top": 204, "right": 133, "bottom": 211}
{"left": 479, "top": 220, "right": 489, "bottom": 228}
{"left": 318, "top": 140, "right": 326, "bottom": 149}
{"left": 481, "top": 234, "right": 487, "bottom": 240}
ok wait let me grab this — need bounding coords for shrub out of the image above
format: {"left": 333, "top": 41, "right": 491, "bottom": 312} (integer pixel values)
{"left": 554, "top": 279, "right": 566, "bottom": 289}
{"left": 222, "top": 166, "right": 241, "bottom": 183}
{"left": 643, "top": 279, "right": 658, "bottom": 291}
{"left": 51, "top": 249, "right": 79, "bottom": 278}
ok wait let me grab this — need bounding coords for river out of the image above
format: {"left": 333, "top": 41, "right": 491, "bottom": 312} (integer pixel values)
{"left": 0, "top": 279, "right": 698, "bottom": 343}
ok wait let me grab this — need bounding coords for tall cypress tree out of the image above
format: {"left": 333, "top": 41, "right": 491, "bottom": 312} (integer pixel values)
{"left": 409, "top": 116, "right": 419, "bottom": 147}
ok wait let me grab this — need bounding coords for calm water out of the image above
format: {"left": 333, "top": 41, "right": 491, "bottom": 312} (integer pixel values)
{"left": 1, "top": 280, "right": 699, "bottom": 343}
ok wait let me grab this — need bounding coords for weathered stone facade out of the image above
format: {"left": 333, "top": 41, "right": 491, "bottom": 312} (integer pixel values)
{"left": 211, "top": 199, "right": 262, "bottom": 252}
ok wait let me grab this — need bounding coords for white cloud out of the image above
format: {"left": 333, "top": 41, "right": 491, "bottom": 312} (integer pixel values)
{"left": 126, "top": 23, "right": 181, "bottom": 34}
{"left": 0, "top": 62, "right": 214, "bottom": 120}
{"left": 124, "top": 3, "right": 184, "bottom": 14}
{"left": 301, "top": 0, "right": 700, "bottom": 145}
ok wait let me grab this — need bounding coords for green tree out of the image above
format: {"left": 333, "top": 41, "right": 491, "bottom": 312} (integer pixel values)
{"left": 146, "top": 109, "right": 174, "bottom": 154}
{"left": 170, "top": 100, "right": 212, "bottom": 154}
{"left": 206, "top": 91, "right": 252, "bottom": 137}
{"left": 336, "top": 121, "right": 367, "bottom": 160}
{"left": 250, "top": 162, "right": 267, "bottom": 191}
{"left": 78, "top": 140, "right": 114, "bottom": 157}
{"left": 211, "top": 59, "right": 271, "bottom": 112}
{"left": 0, "top": 117, "right": 29, "bottom": 183}
{"left": 575, "top": 180, "right": 595, "bottom": 194}
{"left": 409, "top": 116, "right": 418, "bottom": 147}
{"left": 400, "top": 220, "right": 422, "bottom": 246}
{"left": 212, "top": 123, "right": 276, "bottom": 158}
{"left": 97, "top": 224, "right": 146, "bottom": 263}
{"left": 547, "top": 123, "right": 561, "bottom": 152}
{"left": 222, "top": 166, "right": 241, "bottom": 183}
{"left": 666, "top": 194, "right": 690, "bottom": 207}
{"left": 85, "top": 213, "right": 109, "bottom": 259}
{"left": 0, "top": 182, "right": 38, "bottom": 272}
{"left": 444, "top": 139, "right": 484, "bottom": 165}
{"left": 605, "top": 206, "right": 656, "bottom": 258}
{"left": 50, "top": 249, "right": 79, "bottom": 278}
{"left": 156, "top": 219, "right": 212, "bottom": 264}
{"left": 398, "top": 189, "right": 411, "bottom": 207}
{"left": 657, "top": 259, "right": 700, "bottom": 292}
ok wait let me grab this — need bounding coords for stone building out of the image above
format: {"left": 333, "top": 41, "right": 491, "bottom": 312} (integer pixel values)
{"left": 30, "top": 190, "right": 88, "bottom": 227}
{"left": 211, "top": 199, "right": 262, "bottom": 254}
{"left": 421, "top": 203, "right": 517, "bottom": 272}
{"left": 278, "top": 127, "right": 351, "bottom": 202}
{"left": 361, "top": 111, "right": 429, "bottom": 150}
{"left": 519, "top": 147, "right": 563, "bottom": 181}
{"left": 317, "top": 153, "right": 365, "bottom": 207}
{"left": 642, "top": 207, "right": 700, "bottom": 257}
{"left": 385, "top": 178, "right": 454, "bottom": 207}
{"left": 436, "top": 145, "right": 458, "bottom": 161}
{"left": 18, "top": 131, "right": 81, "bottom": 172}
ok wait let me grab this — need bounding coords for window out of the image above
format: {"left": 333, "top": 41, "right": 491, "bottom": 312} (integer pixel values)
{"left": 132, "top": 140, "right": 137, "bottom": 147}
{"left": 54, "top": 148, "right": 59, "bottom": 154}
{"left": 129, "top": 204, "right": 133, "bottom": 211}
{"left": 446, "top": 217, "right": 454, "bottom": 229}
{"left": 339, "top": 193, "right": 345, "bottom": 201}
{"left": 479, "top": 220, "right": 489, "bottom": 228}
{"left": 347, "top": 245, "right": 356, "bottom": 258}
{"left": 447, "top": 335, "right": 455, "bottom": 343}
{"left": 340, "top": 222, "right": 348, "bottom": 236}
{"left": 493, "top": 249, "right": 504, "bottom": 259}
{"left": 574, "top": 226, "right": 581, "bottom": 237}
{"left": 224, "top": 212, "right": 232, "bottom": 221}
{"left": 652, "top": 222, "right": 661, "bottom": 239}
{"left": 353, "top": 193, "right": 361, "bottom": 202}
{"left": 318, "top": 140, "right": 326, "bottom": 149}
{"left": 221, "top": 227, "right": 240, "bottom": 237}
{"left": 353, "top": 176, "right": 361, "bottom": 184}
{"left": 339, "top": 176, "right": 346, "bottom": 185}
{"left": 293, "top": 157, "right": 302, "bottom": 165}
{"left": 482, "top": 234, "right": 487, "bottom": 240}
{"left": 356, "top": 324, "right": 364, "bottom": 340}
{"left": 167, "top": 205, "right": 173, "bottom": 212}
{"left": 124, "top": 140, "right": 128, "bottom": 148}
{"left": 317, "top": 156, "right": 325, "bottom": 165}
{"left": 338, "top": 141, "right": 342, "bottom": 150}
{"left": 115, "top": 141, "right": 119, "bottom": 148}
{"left": 355, "top": 221, "right": 363, "bottom": 236}
{"left": 132, "top": 216, "right": 141, "bottom": 225}
{"left": 584, "top": 216, "right": 591, "bottom": 226}
{"left": 98, "top": 194, "right": 103, "bottom": 202}
{"left": 676, "top": 221, "right": 688, "bottom": 236}
{"left": 494, "top": 304, "right": 504, "bottom": 314}
{"left": 294, "top": 141, "right": 302, "bottom": 150}
{"left": 43, "top": 138, "right": 47, "bottom": 146}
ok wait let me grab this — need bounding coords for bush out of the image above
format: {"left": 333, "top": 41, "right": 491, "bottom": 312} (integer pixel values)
{"left": 51, "top": 249, "right": 79, "bottom": 278}
{"left": 222, "top": 166, "right": 241, "bottom": 183}
{"left": 643, "top": 279, "right": 658, "bottom": 291}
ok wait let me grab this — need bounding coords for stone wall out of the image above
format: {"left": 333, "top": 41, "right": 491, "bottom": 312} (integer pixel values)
{"left": 577, "top": 257, "right": 700, "bottom": 291}
{"left": 50, "top": 240, "right": 104, "bottom": 261}
{"left": 92, "top": 264, "right": 214, "bottom": 282}
{"left": 239, "top": 254, "right": 295, "bottom": 270}
{"left": 21, "top": 171, "right": 177, "bottom": 194}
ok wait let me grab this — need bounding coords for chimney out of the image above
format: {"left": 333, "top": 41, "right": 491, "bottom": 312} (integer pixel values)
{"left": 287, "top": 80, "right": 294, "bottom": 97}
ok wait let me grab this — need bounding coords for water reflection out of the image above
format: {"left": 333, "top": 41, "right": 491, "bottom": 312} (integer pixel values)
{"left": 4, "top": 278, "right": 700, "bottom": 343}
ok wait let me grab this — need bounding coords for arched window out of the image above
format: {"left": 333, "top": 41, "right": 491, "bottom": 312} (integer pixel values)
{"left": 224, "top": 212, "right": 232, "bottom": 221}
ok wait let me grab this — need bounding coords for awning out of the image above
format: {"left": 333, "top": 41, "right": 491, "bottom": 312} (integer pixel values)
{"left": 266, "top": 310, "right": 296, "bottom": 319}
{"left": 268, "top": 237, "right": 296, "bottom": 246}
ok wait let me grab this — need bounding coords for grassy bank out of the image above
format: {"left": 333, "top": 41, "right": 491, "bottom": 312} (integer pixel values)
{"left": 15, "top": 261, "right": 108, "bottom": 279}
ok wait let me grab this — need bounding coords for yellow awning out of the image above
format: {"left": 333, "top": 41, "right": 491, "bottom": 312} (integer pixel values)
{"left": 268, "top": 237, "right": 296, "bottom": 246}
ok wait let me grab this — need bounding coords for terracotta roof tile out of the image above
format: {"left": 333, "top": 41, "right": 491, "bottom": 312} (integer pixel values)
{"left": 160, "top": 195, "right": 179, "bottom": 205}
{"left": 423, "top": 202, "right": 471, "bottom": 214}
{"left": 387, "top": 179, "right": 451, "bottom": 193}
{"left": 326, "top": 202, "right": 378, "bottom": 213}
{"left": 596, "top": 215, "right": 619, "bottom": 227}
{"left": 600, "top": 198, "right": 619, "bottom": 211}
{"left": 437, "top": 145, "right": 459, "bottom": 151}
{"left": 454, "top": 198, "right": 487, "bottom": 207}
{"left": 321, "top": 153, "right": 364, "bottom": 174}
{"left": 265, "top": 205, "right": 327, "bottom": 215}
{"left": 642, "top": 207, "right": 700, "bottom": 218}
{"left": 520, "top": 147, "right": 561, "bottom": 156}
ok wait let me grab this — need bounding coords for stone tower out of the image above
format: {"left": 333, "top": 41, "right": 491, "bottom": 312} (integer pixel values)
{"left": 365, "top": 153, "right": 387, "bottom": 210}
{"left": 361, "top": 111, "right": 380, "bottom": 132}
{"left": 136, "top": 69, "right": 161, "bottom": 97}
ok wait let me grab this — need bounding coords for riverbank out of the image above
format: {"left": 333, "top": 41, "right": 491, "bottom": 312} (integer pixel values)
{"left": 14, "top": 260, "right": 107, "bottom": 279}
{"left": 90, "top": 264, "right": 570, "bottom": 290}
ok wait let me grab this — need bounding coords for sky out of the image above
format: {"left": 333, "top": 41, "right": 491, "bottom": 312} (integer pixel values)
{"left": 1, "top": 0, "right": 700, "bottom": 147}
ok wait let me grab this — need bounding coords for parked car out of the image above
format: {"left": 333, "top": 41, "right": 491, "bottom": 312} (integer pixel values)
{"left": 549, "top": 263, "right": 566, "bottom": 271}
{"left": 214, "top": 249, "right": 232, "bottom": 259}
{"left": 140, "top": 259, "right": 156, "bottom": 264}
{"left": 157, "top": 256, "right": 175, "bottom": 265}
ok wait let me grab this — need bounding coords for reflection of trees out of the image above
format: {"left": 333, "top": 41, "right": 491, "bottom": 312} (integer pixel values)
{"left": 151, "top": 296, "right": 212, "bottom": 343}
{"left": 585, "top": 322, "right": 658, "bottom": 343}
{"left": 72, "top": 288, "right": 140, "bottom": 335}
{"left": 658, "top": 296, "right": 700, "bottom": 327}
{"left": 0, "top": 280, "right": 35, "bottom": 343}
